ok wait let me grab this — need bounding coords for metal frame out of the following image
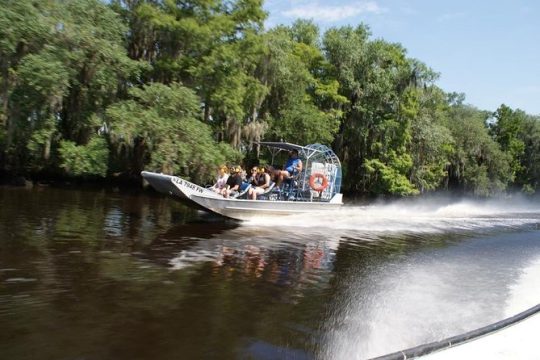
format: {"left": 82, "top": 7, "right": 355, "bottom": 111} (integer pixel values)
{"left": 256, "top": 142, "right": 342, "bottom": 202}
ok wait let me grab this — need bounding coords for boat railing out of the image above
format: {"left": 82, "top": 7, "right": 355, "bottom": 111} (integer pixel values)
{"left": 251, "top": 141, "right": 342, "bottom": 202}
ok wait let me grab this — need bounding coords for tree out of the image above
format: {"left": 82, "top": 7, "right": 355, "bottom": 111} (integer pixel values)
{"left": 445, "top": 104, "right": 512, "bottom": 196}
{"left": 324, "top": 25, "right": 435, "bottom": 195}
{"left": 408, "top": 86, "right": 454, "bottom": 193}
{"left": 106, "top": 82, "right": 239, "bottom": 183}
{"left": 260, "top": 23, "right": 345, "bottom": 147}
{"left": 489, "top": 104, "right": 526, "bottom": 188}
{"left": 113, "top": 0, "right": 268, "bottom": 148}
{"left": 0, "top": 0, "right": 140, "bottom": 177}
{"left": 519, "top": 116, "right": 540, "bottom": 193}
{"left": 0, "top": 0, "right": 53, "bottom": 170}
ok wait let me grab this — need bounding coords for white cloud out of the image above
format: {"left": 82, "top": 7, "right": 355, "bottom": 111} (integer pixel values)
{"left": 282, "top": 1, "right": 386, "bottom": 23}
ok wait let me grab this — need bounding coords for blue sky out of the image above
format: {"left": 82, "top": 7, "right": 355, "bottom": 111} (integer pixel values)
{"left": 264, "top": 0, "right": 540, "bottom": 115}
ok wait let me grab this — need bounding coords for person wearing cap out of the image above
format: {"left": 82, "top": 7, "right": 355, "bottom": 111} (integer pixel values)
{"left": 211, "top": 165, "right": 229, "bottom": 193}
{"left": 277, "top": 149, "right": 302, "bottom": 186}
{"left": 221, "top": 166, "right": 243, "bottom": 198}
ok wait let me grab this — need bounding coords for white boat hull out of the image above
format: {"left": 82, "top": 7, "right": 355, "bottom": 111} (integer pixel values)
{"left": 141, "top": 171, "right": 343, "bottom": 221}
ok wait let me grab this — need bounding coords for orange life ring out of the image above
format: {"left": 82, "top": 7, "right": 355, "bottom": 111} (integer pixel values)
{"left": 309, "top": 173, "right": 329, "bottom": 192}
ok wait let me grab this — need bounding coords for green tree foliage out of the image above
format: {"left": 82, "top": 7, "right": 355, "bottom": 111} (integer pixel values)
{"left": 490, "top": 104, "right": 540, "bottom": 193}
{"left": 445, "top": 104, "right": 511, "bottom": 196}
{"left": 490, "top": 105, "right": 526, "bottom": 183}
{"left": 112, "top": 0, "right": 267, "bottom": 148}
{"left": 519, "top": 116, "right": 540, "bottom": 193}
{"left": 0, "top": 0, "right": 54, "bottom": 170}
{"left": 58, "top": 137, "right": 109, "bottom": 177}
{"left": 261, "top": 22, "right": 345, "bottom": 147}
{"left": 408, "top": 87, "right": 454, "bottom": 193}
{"left": 106, "top": 82, "right": 239, "bottom": 183}
{"left": 1, "top": 1, "right": 538, "bottom": 197}
{"left": 56, "top": 0, "right": 141, "bottom": 143}
{"left": 323, "top": 25, "right": 433, "bottom": 195}
{"left": 0, "top": 0, "right": 140, "bottom": 176}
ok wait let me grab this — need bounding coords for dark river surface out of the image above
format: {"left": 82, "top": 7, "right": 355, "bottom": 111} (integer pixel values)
{"left": 1, "top": 186, "right": 540, "bottom": 360}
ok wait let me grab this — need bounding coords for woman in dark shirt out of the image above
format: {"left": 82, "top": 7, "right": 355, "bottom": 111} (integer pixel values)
{"left": 221, "top": 166, "right": 243, "bottom": 198}
{"left": 249, "top": 167, "right": 271, "bottom": 200}
{"left": 247, "top": 166, "right": 259, "bottom": 186}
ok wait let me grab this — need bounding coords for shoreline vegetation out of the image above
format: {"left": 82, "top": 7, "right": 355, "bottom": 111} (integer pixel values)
{"left": 1, "top": 0, "right": 539, "bottom": 198}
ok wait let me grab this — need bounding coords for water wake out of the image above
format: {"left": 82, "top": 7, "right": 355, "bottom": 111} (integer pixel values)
{"left": 505, "top": 255, "right": 540, "bottom": 316}
{"left": 318, "top": 227, "right": 540, "bottom": 359}
{"left": 245, "top": 199, "right": 540, "bottom": 235}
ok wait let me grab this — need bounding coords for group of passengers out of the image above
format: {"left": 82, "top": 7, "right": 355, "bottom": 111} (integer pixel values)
{"left": 210, "top": 165, "right": 243, "bottom": 199}
{"left": 210, "top": 149, "right": 303, "bottom": 200}
{"left": 247, "top": 166, "right": 271, "bottom": 200}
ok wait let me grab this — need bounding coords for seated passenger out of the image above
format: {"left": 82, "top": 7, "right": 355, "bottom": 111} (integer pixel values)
{"left": 246, "top": 166, "right": 259, "bottom": 185}
{"left": 211, "top": 165, "right": 229, "bottom": 193}
{"left": 248, "top": 166, "right": 271, "bottom": 200}
{"left": 220, "top": 166, "right": 243, "bottom": 198}
{"left": 264, "top": 164, "right": 280, "bottom": 183}
{"left": 277, "top": 149, "right": 302, "bottom": 186}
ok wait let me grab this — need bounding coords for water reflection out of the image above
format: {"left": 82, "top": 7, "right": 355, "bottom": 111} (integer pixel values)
{"left": 2, "top": 187, "right": 540, "bottom": 360}
{"left": 142, "top": 223, "right": 341, "bottom": 296}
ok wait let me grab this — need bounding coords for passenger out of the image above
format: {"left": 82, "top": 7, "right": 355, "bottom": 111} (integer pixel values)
{"left": 264, "top": 164, "right": 280, "bottom": 183}
{"left": 248, "top": 166, "right": 271, "bottom": 200}
{"left": 277, "top": 149, "right": 303, "bottom": 186}
{"left": 239, "top": 167, "right": 248, "bottom": 182}
{"left": 246, "top": 166, "right": 259, "bottom": 185}
{"left": 211, "top": 165, "right": 229, "bottom": 193}
{"left": 238, "top": 166, "right": 252, "bottom": 194}
{"left": 221, "top": 166, "right": 243, "bottom": 198}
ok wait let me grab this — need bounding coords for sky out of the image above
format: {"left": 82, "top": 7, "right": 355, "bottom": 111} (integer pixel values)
{"left": 264, "top": 0, "right": 540, "bottom": 115}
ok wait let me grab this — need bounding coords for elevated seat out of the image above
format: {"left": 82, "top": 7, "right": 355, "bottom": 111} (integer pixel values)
{"left": 280, "top": 170, "right": 304, "bottom": 200}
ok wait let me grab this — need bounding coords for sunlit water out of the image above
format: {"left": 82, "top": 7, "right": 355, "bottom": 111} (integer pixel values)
{"left": 0, "top": 187, "right": 539, "bottom": 359}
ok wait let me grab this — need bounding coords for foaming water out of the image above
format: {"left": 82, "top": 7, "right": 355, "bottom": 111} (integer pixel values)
{"left": 505, "top": 255, "right": 540, "bottom": 316}
{"left": 246, "top": 199, "right": 540, "bottom": 235}
{"left": 318, "top": 229, "right": 540, "bottom": 359}
{"left": 420, "top": 255, "right": 540, "bottom": 359}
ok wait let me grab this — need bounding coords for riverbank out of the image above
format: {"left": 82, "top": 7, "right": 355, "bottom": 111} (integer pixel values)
{"left": 0, "top": 171, "right": 143, "bottom": 190}
{"left": 1, "top": 170, "right": 539, "bottom": 203}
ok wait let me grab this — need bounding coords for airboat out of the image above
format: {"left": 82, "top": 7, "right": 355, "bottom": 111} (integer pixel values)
{"left": 141, "top": 142, "right": 343, "bottom": 221}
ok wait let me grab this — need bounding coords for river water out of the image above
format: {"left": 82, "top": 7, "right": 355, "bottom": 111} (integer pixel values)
{"left": 1, "top": 186, "right": 539, "bottom": 359}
